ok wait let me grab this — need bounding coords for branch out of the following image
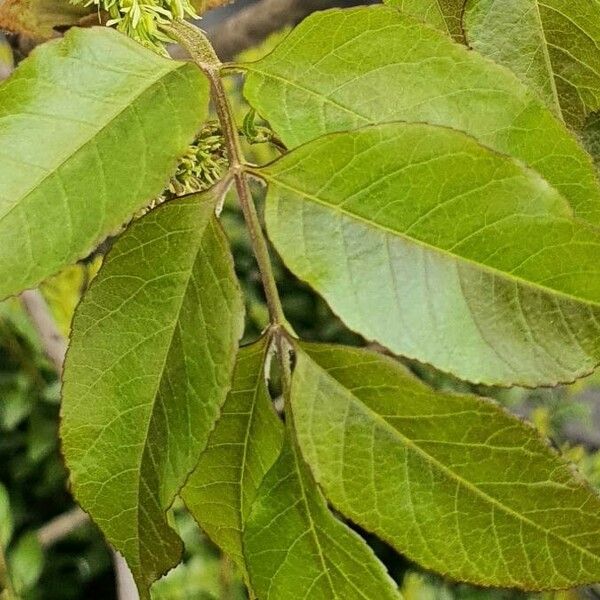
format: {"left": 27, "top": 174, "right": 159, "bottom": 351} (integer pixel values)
{"left": 37, "top": 507, "right": 89, "bottom": 548}
{"left": 194, "top": 0, "right": 233, "bottom": 11}
{"left": 113, "top": 552, "right": 140, "bottom": 600}
{"left": 207, "top": 0, "right": 352, "bottom": 60}
{"left": 19, "top": 289, "right": 139, "bottom": 600}
{"left": 20, "top": 290, "right": 66, "bottom": 374}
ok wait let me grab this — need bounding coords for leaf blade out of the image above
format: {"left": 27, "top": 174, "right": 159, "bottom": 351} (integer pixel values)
{"left": 0, "top": 27, "right": 208, "bottom": 300}
{"left": 182, "top": 337, "right": 284, "bottom": 581}
{"left": 262, "top": 122, "right": 600, "bottom": 386}
{"left": 242, "top": 5, "right": 600, "bottom": 226}
{"left": 243, "top": 435, "right": 401, "bottom": 600}
{"left": 463, "top": 0, "right": 600, "bottom": 127}
{"left": 60, "top": 194, "right": 245, "bottom": 596}
{"left": 291, "top": 342, "right": 600, "bottom": 590}
{"left": 384, "top": 0, "right": 465, "bottom": 42}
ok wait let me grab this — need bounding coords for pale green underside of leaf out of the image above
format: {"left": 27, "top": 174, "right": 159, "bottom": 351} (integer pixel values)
{"left": 464, "top": 0, "right": 600, "bottom": 127}
{"left": 182, "top": 338, "right": 284, "bottom": 584}
{"left": 262, "top": 122, "right": 600, "bottom": 387}
{"left": 292, "top": 342, "right": 600, "bottom": 590}
{"left": 244, "top": 435, "right": 401, "bottom": 600}
{"left": 0, "top": 26, "right": 208, "bottom": 300}
{"left": 242, "top": 5, "right": 600, "bottom": 226}
{"left": 384, "top": 0, "right": 465, "bottom": 42}
{"left": 61, "top": 194, "right": 244, "bottom": 597}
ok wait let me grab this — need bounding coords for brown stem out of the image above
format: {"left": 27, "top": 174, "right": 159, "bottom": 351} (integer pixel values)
{"left": 166, "top": 20, "right": 287, "bottom": 328}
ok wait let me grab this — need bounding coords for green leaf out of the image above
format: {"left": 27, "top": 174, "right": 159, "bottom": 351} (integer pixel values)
{"left": 243, "top": 435, "right": 401, "bottom": 600}
{"left": 384, "top": 0, "right": 465, "bottom": 42}
{"left": 182, "top": 337, "right": 284, "bottom": 580}
{"left": 463, "top": 0, "right": 600, "bottom": 127}
{"left": 0, "top": 27, "right": 208, "bottom": 300}
{"left": 291, "top": 342, "right": 600, "bottom": 590}
{"left": 7, "top": 533, "right": 43, "bottom": 593}
{"left": 0, "top": 485, "right": 12, "bottom": 548}
{"left": 242, "top": 5, "right": 600, "bottom": 226}
{"left": 261, "top": 122, "right": 600, "bottom": 386}
{"left": 61, "top": 193, "right": 245, "bottom": 597}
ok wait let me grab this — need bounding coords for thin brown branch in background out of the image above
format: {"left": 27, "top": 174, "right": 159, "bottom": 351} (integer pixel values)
{"left": 19, "top": 289, "right": 139, "bottom": 600}
{"left": 207, "top": 0, "right": 342, "bottom": 60}
{"left": 20, "top": 290, "right": 66, "bottom": 374}
{"left": 37, "top": 507, "right": 89, "bottom": 548}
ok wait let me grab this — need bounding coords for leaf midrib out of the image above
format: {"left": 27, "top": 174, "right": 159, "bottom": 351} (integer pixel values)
{"left": 0, "top": 60, "right": 185, "bottom": 224}
{"left": 532, "top": 0, "right": 563, "bottom": 116}
{"left": 306, "top": 360, "right": 600, "bottom": 569}
{"left": 291, "top": 445, "right": 339, "bottom": 598}
{"left": 240, "top": 345, "right": 268, "bottom": 522}
{"left": 264, "top": 174, "right": 600, "bottom": 310}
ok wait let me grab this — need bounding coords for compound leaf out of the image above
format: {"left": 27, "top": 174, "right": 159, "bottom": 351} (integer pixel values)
{"left": 0, "top": 26, "right": 208, "bottom": 300}
{"left": 61, "top": 193, "right": 244, "bottom": 597}
{"left": 463, "top": 0, "right": 600, "bottom": 127}
{"left": 291, "top": 342, "right": 600, "bottom": 590}
{"left": 261, "top": 122, "right": 600, "bottom": 386}
{"left": 182, "top": 337, "right": 284, "bottom": 583}
{"left": 243, "top": 435, "right": 401, "bottom": 600}
{"left": 242, "top": 5, "right": 600, "bottom": 226}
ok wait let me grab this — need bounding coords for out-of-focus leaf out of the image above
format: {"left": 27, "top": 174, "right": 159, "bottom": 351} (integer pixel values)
{"left": 41, "top": 262, "right": 97, "bottom": 337}
{"left": 0, "top": 35, "right": 12, "bottom": 81}
{"left": 192, "top": 0, "right": 232, "bottom": 13}
{"left": 0, "top": 485, "right": 12, "bottom": 547}
{"left": 0, "top": 0, "right": 88, "bottom": 40}
{"left": 7, "top": 533, "right": 43, "bottom": 593}
{"left": 0, "top": 381, "right": 34, "bottom": 431}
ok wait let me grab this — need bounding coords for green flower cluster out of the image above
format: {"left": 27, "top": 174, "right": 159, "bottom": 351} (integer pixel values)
{"left": 71, "top": 0, "right": 197, "bottom": 50}
{"left": 166, "top": 122, "right": 228, "bottom": 198}
{"left": 137, "top": 123, "right": 227, "bottom": 217}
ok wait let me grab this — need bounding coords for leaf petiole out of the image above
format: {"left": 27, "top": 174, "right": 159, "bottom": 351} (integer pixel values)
{"left": 166, "top": 20, "right": 287, "bottom": 330}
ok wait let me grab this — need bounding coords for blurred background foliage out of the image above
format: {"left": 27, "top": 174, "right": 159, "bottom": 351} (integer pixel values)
{"left": 1, "top": 13, "right": 600, "bottom": 600}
